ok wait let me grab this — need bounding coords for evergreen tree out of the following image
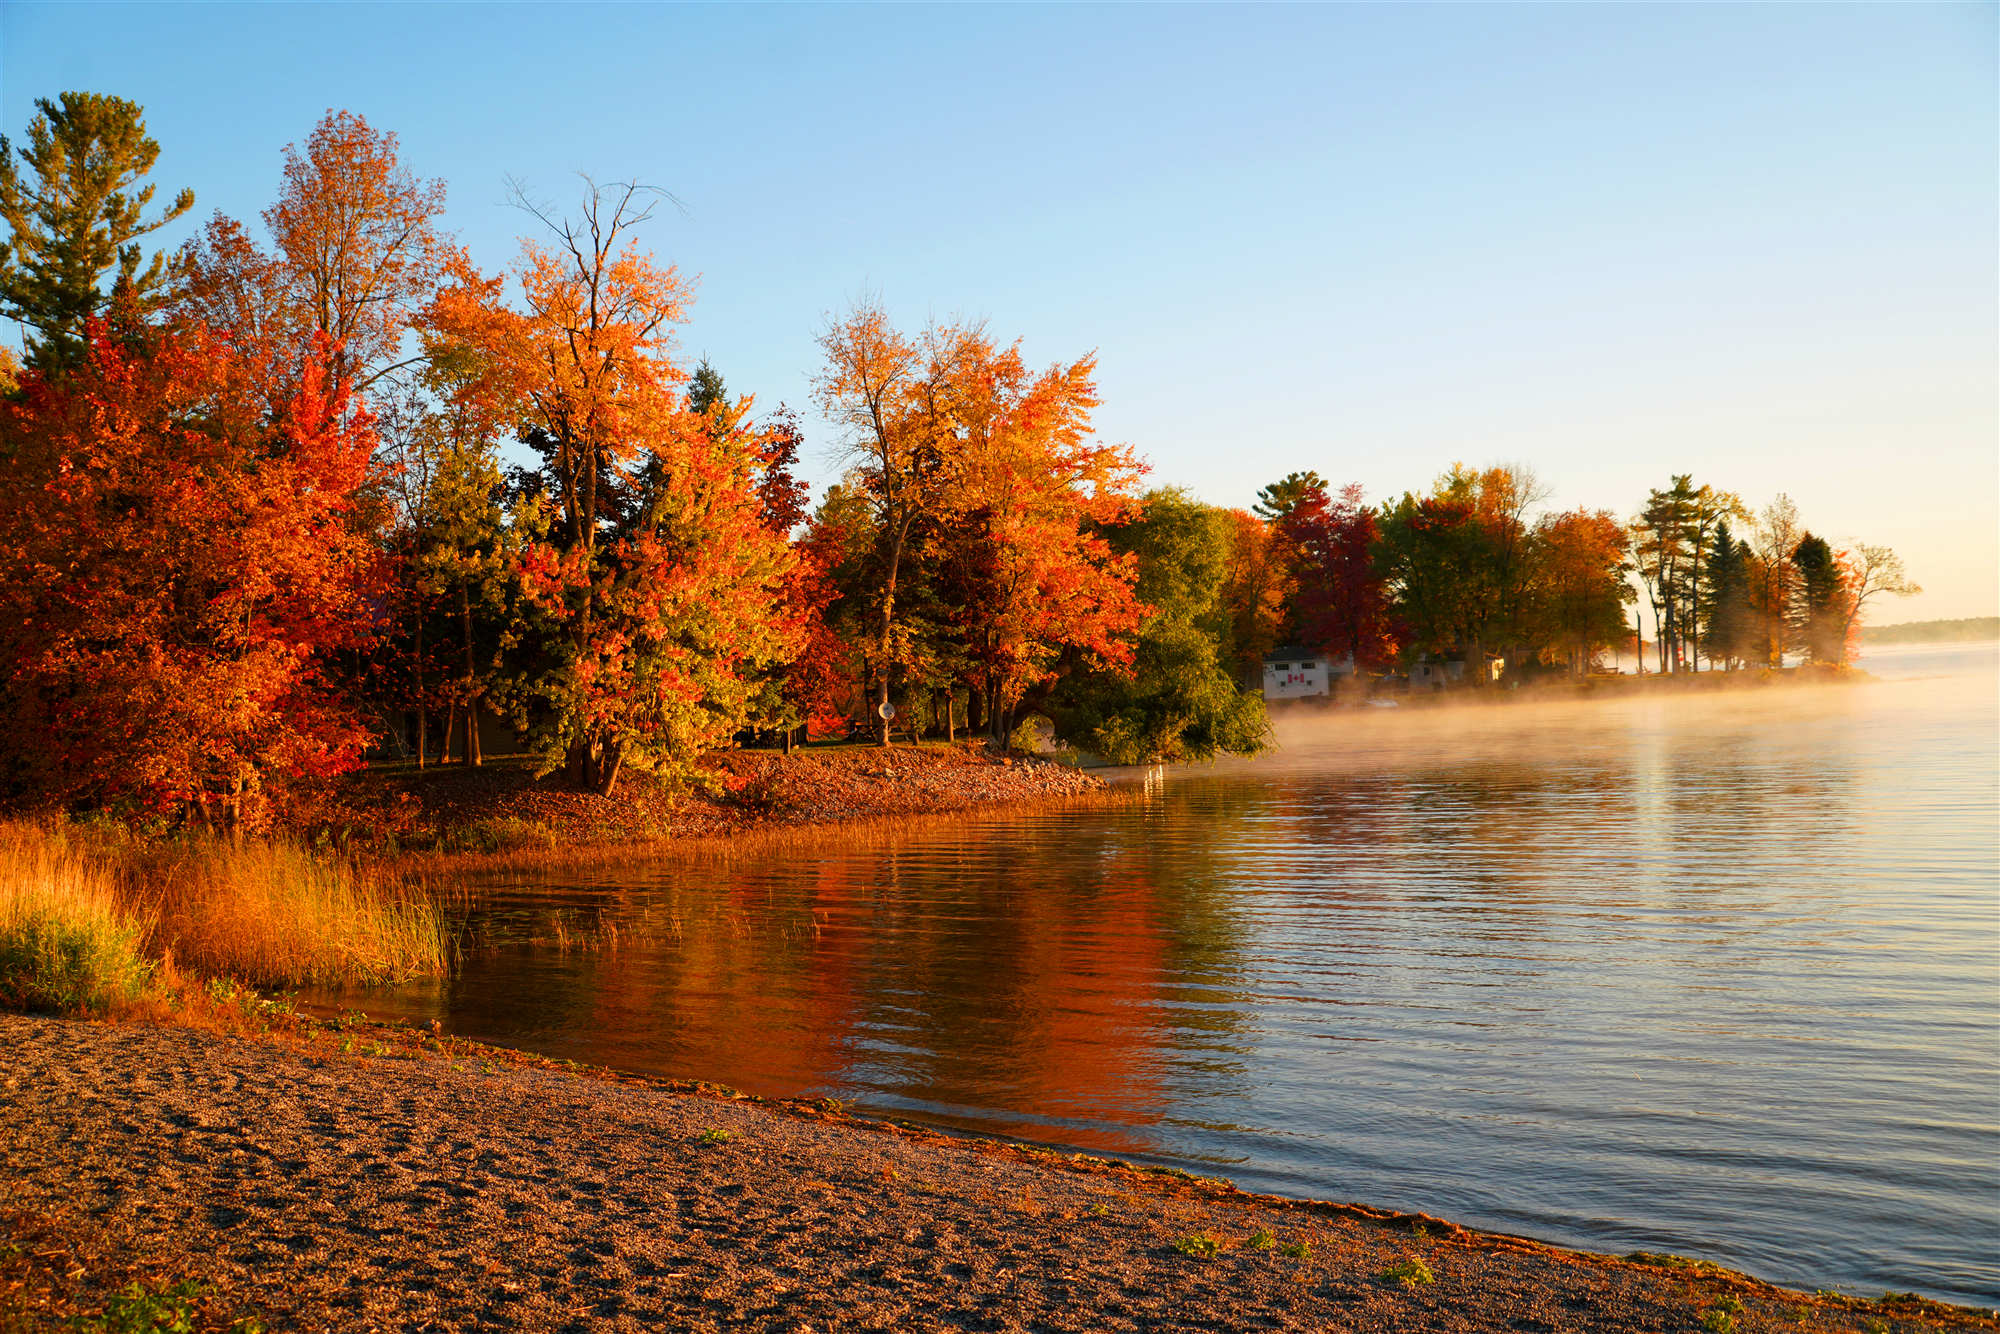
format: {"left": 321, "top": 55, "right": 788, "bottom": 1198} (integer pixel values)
{"left": 0, "top": 92, "right": 193, "bottom": 373}
{"left": 1700, "top": 522, "right": 1756, "bottom": 669}
{"left": 1792, "top": 533, "right": 1845, "bottom": 664}
{"left": 1252, "top": 470, "right": 1328, "bottom": 522}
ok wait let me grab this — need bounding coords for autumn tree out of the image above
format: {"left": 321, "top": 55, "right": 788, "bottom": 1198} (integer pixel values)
{"left": 1527, "top": 508, "right": 1632, "bottom": 675}
{"left": 813, "top": 301, "right": 941, "bottom": 743}
{"left": 687, "top": 364, "right": 830, "bottom": 750}
{"left": 0, "top": 92, "right": 193, "bottom": 374}
{"left": 174, "top": 109, "right": 461, "bottom": 412}
{"left": 1277, "top": 480, "right": 1396, "bottom": 670}
{"left": 1836, "top": 544, "right": 1920, "bottom": 658}
{"left": 1749, "top": 494, "right": 1805, "bottom": 666}
{"left": 1218, "top": 509, "right": 1287, "bottom": 682}
{"left": 1439, "top": 463, "right": 1548, "bottom": 663}
{"left": 0, "top": 320, "right": 379, "bottom": 824}
{"left": 429, "top": 180, "right": 794, "bottom": 794}
{"left": 373, "top": 344, "right": 522, "bottom": 767}
{"left": 930, "top": 333, "right": 1146, "bottom": 742}
{"left": 1053, "top": 488, "right": 1267, "bottom": 764}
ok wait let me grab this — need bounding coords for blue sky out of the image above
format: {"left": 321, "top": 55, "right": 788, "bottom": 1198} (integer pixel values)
{"left": 5, "top": 3, "right": 1995, "bottom": 618}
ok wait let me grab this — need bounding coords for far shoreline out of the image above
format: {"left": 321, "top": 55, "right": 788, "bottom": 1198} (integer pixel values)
{"left": 325, "top": 664, "right": 1888, "bottom": 877}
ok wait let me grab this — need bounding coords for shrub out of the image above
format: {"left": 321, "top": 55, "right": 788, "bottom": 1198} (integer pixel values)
{"left": 1381, "top": 1256, "right": 1435, "bottom": 1287}
{"left": 0, "top": 825, "right": 155, "bottom": 1012}
{"left": 1174, "top": 1233, "right": 1222, "bottom": 1259}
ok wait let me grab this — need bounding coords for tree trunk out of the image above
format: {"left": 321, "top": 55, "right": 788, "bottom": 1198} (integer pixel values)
{"left": 443, "top": 704, "right": 459, "bottom": 763}
{"left": 596, "top": 740, "right": 623, "bottom": 798}
{"left": 415, "top": 609, "right": 426, "bottom": 769}
{"left": 462, "top": 582, "right": 481, "bottom": 767}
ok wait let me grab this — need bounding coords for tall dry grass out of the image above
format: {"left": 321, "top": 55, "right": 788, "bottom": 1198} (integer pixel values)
{"left": 0, "top": 823, "right": 156, "bottom": 1012}
{"left": 0, "top": 821, "right": 448, "bottom": 1012}
{"left": 128, "top": 838, "right": 450, "bottom": 988}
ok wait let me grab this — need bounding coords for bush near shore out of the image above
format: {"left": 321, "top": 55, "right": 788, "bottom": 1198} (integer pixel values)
{"left": 0, "top": 821, "right": 447, "bottom": 1016}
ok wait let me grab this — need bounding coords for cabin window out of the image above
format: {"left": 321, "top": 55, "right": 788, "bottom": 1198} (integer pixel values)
{"left": 1273, "top": 663, "right": 1291, "bottom": 672}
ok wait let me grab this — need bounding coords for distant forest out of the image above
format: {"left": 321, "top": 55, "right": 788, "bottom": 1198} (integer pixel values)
{"left": 1861, "top": 618, "right": 2000, "bottom": 645}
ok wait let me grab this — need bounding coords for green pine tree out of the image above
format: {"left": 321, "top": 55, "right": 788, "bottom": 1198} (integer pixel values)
{"left": 0, "top": 92, "right": 193, "bottom": 373}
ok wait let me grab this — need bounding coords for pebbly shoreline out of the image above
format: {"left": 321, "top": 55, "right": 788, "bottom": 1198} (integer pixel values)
{"left": 3, "top": 1013, "right": 1989, "bottom": 1333}
{"left": 307, "top": 743, "right": 1113, "bottom": 867}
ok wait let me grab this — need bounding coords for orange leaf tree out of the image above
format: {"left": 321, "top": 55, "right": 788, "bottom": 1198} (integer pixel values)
{"left": 815, "top": 305, "right": 1145, "bottom": 745}
{"left": 939, "top": 334, "right": 1147, "bottom": 742}
{"left": 0, "top": 319, "right": 381, "bottom": 826}
{"left": 428, "top": 182, "right": 794, "bottom": 794}
{"left": 173, "top": 109, "right": 463, "bottom": 411}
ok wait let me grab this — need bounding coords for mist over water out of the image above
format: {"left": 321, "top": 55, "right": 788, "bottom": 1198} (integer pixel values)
{"left": 328, "top": 643, "right": 2000, "bottom": 1307}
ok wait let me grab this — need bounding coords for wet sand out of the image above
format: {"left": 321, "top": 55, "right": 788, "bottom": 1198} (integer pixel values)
{"left": 4, "top": 1013, "right": 1988, "bottom": 1333}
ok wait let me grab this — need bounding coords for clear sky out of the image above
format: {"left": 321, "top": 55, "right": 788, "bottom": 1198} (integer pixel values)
{"left": 6, "top": 3, "right": 1995, "bottom": 619}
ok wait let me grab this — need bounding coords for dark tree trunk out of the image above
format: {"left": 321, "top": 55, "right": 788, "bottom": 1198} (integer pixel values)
{"left": 462, "top": 582, "right": 482, "bottom": 767}
{"left": 415, "top": 606, "right": 426, "bottom": 769}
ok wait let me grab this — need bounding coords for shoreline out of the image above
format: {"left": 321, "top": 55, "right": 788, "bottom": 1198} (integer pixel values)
{"left": 305, "top": 741, "right": 1116, "bottom": 875}
{"left": 323, "top": 668, "right": 1879, "bottom": 875}
{"left": 3, "top": 1008, "right": 1991, "bottom": 1333}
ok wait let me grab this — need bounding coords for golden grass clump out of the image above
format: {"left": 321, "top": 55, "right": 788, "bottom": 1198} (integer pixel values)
{"left": 131, "top": 838, "right": 449, "bottom": 988}
{"left": 0, "top": 823, "right": 156, "bottom": 1013}
{"left": 0, "top": 820, "right": 449, "bottom": 1012}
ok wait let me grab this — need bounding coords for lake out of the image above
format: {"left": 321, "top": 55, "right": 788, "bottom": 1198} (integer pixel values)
{"left": 325, "top": 643, "right": 2000, "bottom": 1307}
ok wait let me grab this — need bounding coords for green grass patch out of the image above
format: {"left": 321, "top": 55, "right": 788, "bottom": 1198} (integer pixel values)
{"left": 1381, "top": 1256, "right": 1435, "bottom": 1287}
{"left": 0, "top": 828, "right": 154, "bottom": 1013}
{"left": 1626, "top": 1250, "right": 1723, "bottom": 1274}
{"left": 1173, "top": 1232, "right": 1222, "bottom": 1259}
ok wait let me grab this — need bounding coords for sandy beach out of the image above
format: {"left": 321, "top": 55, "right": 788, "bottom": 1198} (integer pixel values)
{"left": 3, "top": 1012, "right": 1987, "bottom": 1333}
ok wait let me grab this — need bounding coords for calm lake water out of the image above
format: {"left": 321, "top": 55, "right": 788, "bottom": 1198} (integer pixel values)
{"left": 328, "top": 644, "right": 2000, "bottom": 1307}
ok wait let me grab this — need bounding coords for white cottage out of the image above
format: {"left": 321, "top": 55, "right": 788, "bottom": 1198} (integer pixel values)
{"left": 1262, "top": 647, "right": 1354, "bottom": 701}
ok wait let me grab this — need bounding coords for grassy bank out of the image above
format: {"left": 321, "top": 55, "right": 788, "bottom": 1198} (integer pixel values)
{"left": 0, "top": 821, "right": 448, "bottom": 1016}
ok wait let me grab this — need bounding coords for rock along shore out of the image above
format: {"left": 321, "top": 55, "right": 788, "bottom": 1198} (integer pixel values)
{"left": 3, "top": 1013, "right": 1988, "bottom": 1333}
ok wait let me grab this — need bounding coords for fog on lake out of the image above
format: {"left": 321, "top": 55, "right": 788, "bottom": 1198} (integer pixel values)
{"left": 321, "top": 643, "right": 2000, "bottom": 1307}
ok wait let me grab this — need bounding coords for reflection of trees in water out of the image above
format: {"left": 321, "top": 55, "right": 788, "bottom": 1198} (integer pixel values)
{"left": 420, "top": 802, "right": 1259, "bottom": 1156}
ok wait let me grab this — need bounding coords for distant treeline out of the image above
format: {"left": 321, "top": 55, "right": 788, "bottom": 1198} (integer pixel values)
{"left": 1861, "top": 618, "right": 1999, "bottom": 645}
{"left": 0, "top": 92, "right": 1924, "bottom": 831}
